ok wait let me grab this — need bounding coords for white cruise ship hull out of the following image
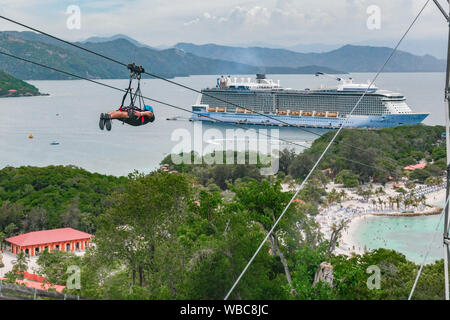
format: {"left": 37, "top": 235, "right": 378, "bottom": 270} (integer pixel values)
{"left": 189, "top": 112, "right": 429, "bottom": 129}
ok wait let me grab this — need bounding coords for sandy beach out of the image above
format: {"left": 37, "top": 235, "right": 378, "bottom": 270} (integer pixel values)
{"left": 316, "top": 182, "right": 446, "bottom": 257}
{"left": 337, "top": 215, "right": 367, "bottom": 255}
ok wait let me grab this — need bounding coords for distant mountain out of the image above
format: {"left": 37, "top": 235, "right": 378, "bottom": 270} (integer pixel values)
{"left": 82, "top": 34, "right": 155, "bottom": 50}
{"left": 0, "top": 69, "right": 41, "bottom": 97}
{"left": 0, "top": 31, "right": 344, "bottom": 80}
{"left": 175, "top": 43, "right": 446, "bottom": 72}
{"left": 286, "top": 43, "right": 343, "bottom": 54}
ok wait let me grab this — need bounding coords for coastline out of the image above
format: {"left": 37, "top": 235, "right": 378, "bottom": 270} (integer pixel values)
{"left": 337, "top": 215, "right": 366, "bottom": 255}
{"left": 0, "top": 93, "right": 48, "bottom": 98}
{"left": 328, "top": 187, "right": 446, "bottom": 257}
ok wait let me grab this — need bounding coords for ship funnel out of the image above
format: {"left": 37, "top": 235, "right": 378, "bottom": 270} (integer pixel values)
{"left": 256, "top": 74, "right": 266, "bottom": 80}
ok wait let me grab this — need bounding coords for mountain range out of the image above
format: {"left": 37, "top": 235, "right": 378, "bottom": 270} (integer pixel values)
{"left": 175, "top": 43, "right": 446, "bottom": 73}
{"left": 0, "top": 31, "right": 344, "bottom": 80}
{"left": 0, "top": 31, "right": 445, "bottom": 81}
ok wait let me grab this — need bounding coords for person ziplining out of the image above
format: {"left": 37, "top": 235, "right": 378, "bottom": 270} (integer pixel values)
{"left": 99, "top": 62, "right": 155, "bottom": 131}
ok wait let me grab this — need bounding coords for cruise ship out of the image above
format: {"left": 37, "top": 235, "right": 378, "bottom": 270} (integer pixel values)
{"left": 189, "top": 74, "right": 428, "bottom": 129}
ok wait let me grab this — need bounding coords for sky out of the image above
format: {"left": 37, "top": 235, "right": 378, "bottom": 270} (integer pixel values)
{"left": 0, "top": 0, "right": 448, "bottom": 58}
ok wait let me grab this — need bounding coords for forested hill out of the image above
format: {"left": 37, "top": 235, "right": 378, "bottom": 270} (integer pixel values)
{"left": 175, "top": 43, "right": 446, "bottom": 72}
{"left": 0, "top": 69, "right": 41, "bottom": 97}
{"left": 0, "top": 31, "right": 343, "bottom": 80}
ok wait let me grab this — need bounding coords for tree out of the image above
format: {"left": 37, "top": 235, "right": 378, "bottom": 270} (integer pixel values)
{"left": 0, "top": 231, "right": 4, "bottom": 250}
{"left": 409, "top": 169, "right": 431, "bottom": 183}
{"left": 405, "top": 181, "right": 416, "bottom": 190}
{"left": 231, "top": 179, "right": 325, "bottom": 297}
{"left": 288, "top": 154, "right": 316, "bottom": 179}
{"left": 22, "top": 207, "right": 47, "bottom": 232}
{"left": 36, "top": 248, "right": 81, "bottom": 287}
{"left": 95, "top": 171, "right": 195, "bottom": 297}
{"left": 179, "top": 198, "right": 287, "bottom": 300}
{"left": 4, "top": 223, "right": 18, "bottom": 237}
{"left": 278, "top": 148, "right": 296, "bottom": 175}
{"left": 335, "top": 170, "right": 359, "bottom": 188}
{"left": 6, "top": 251, "right": 28, "bottom": 282}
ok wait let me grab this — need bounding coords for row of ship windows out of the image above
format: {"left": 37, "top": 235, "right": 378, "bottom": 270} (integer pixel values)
{"left": 201, "top": 96, "right": 388, "bottom": 115}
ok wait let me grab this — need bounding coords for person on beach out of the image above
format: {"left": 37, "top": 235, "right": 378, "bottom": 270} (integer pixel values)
{"left": 99, "top": 105, "right": 155, "bottom": 131}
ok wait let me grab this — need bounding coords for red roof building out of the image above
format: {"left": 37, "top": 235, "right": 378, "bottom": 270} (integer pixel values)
{"left": 403, "top": 163, "right": 427, "bottom": 171}
{"left": 5, "top": 228, "right": 92, "bottom": 257}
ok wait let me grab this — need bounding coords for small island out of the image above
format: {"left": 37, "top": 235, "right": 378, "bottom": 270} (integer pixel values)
{"left": 0, "top": 69, "right": 44, "bottom": 97}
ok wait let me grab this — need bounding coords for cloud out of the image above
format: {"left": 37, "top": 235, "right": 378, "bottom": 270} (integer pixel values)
{"left": 0, "top": 0, "right": 446, "bottom": 50}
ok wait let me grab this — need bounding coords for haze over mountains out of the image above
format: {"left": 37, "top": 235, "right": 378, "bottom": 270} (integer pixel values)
{"left": 175, "top": 43, "right": 445, "bottom": 73}
{"left": 0, "top": 31, "right": 445, "bottom": 81}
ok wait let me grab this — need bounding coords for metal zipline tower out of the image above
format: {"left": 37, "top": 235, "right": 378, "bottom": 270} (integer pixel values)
{"left": 432, "top": 0, "right": 450, "bottom": 300}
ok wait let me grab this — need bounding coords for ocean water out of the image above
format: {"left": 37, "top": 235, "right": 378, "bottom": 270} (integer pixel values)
{"left": 352, "top": 214, "right": 444, "bottom": 264}
{"left": 0, "top": 72, "right": 444, "bottom": 176}
{"left": 0, "top": 72, "right": 446, "bottom": 261}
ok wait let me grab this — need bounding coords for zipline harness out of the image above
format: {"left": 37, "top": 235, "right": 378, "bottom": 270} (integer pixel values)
{"left": 118, "top": 62, "right": 154, "bottom": 125}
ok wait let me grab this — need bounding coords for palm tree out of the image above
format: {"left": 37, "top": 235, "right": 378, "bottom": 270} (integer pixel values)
{"left": 378, "top": 197, "right": 383, "bottom": 210}
{"left": 339, "top": 190, "right": 347, "bottom": 202}
{"left": 372, "top": 199, "right": 377, "bottom": 210}
{"left": 395, "top": 196, "right": 402, "bottom": 211}
{"left": 9, "top": 251, "right": 28, "bottom": 281}
{"left": 420, "top": 195, "right": 426, "bottom": 207}
{"left": 387, "top": 196, "right": 394, "bottom": 210}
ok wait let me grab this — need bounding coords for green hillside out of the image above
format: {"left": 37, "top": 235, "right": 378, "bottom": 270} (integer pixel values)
{"left": 0, "top": 32, "right": 344, "bottom": 80}
{"left": 0, "top": 69, "right": 41, "bottom": 97}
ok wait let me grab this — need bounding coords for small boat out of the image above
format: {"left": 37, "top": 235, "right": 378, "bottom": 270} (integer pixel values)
{"left": 50, "top": 141, "right": 60, "bottom": 145}
{"left": 28, "top": 135, "right": 34, "bottom": 139}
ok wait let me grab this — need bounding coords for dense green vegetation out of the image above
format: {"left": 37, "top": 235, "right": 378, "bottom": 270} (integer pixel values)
{"left": 0, "top": 125, "right": 447, "bottom": 300}
{"left": 0, "top": 165, "right": 127, "bottom": 235}
{"left": 0, "top": 69, "right": 40, "bottom": 97}
{"left": 283, "top": 124, "right": 446, "bottom": 185}
{"left": 159, "top": 125, "right": 446, "bottom": 190}
{"left": 20, "top": 170, "right": 442, "bottom": 300}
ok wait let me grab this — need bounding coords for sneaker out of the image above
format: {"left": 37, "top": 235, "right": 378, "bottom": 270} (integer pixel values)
{"left": 99, "top": 113, "right": 105, "bottom": 130}
{"left": 105, "top": 114, "right": 112, "bottom": 131}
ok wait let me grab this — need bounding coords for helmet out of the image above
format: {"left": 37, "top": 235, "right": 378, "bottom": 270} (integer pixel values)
{"left": 143, "top": 105, "right": 154, "bottom": 113}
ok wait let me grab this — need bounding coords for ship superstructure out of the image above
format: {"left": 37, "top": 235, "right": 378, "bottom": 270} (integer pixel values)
{"left": 190, "top": 74, "right": 428, "bottom": 128}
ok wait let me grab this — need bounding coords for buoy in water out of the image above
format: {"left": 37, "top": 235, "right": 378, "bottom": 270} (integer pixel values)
{"left": 28, "top": 135, "right": 34, "bottom": 139}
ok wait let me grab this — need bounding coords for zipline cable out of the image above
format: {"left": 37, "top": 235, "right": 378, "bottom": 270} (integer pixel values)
{"left": 223, "top": 0, "right": 431, "bottom": 300}
{"left": 0, "top": 14, "right": 401, "bottom": 167}
{"left": 0, "top": 49, "right": 391, "bottom": 174}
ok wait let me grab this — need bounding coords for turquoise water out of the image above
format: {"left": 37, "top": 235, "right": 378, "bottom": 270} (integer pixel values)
{"left": 352, "top": 214, "right": 445, "bottom": 264}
